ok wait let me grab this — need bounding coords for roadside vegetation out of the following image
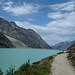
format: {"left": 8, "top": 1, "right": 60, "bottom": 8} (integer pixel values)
{"left": 57, "top": 50, "right": 65, "bottom": 54}
{"left": 67, "top": 49, "right": 75, "bottom": 68}
{"left": 1, "top": 56, "right": 54, "bottom": 75}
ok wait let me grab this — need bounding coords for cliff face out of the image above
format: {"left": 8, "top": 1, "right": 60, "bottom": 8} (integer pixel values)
{"left": 0, "top": 18, "right": 52, "bottom": 49}
{"left": 0, "top": 31, "right": 15, "bottom": 48}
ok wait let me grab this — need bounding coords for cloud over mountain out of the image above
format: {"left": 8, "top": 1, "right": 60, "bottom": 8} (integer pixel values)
{"left": 14, "top": 1, "right": 75, "bottom": 45}
{"left": 1, "top": 0, "right": 75, "bottom": 45}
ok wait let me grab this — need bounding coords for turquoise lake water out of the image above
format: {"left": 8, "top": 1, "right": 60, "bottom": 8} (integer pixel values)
{"left": 0, "top": 48, "right": 62, "bottom": 74}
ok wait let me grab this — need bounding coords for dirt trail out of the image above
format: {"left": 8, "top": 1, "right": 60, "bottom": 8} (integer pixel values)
{"left": 51, "top": 53, "right": 75, "bottom": 75}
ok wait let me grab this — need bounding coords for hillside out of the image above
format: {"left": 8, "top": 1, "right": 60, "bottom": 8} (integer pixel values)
{"left": 0, "top": 18, "right": 52, "bottom": 49}
{"left": 68, "top": 43, "right": 75, "bottom": 50}
{"left": 0, "top": 31, "right": 15, "bottom": 48}
{"left": 5, "top": 35, "right": 28, "bottom": 48}
{"left": 52, "top": 41, "right": 75, "bottom": 50}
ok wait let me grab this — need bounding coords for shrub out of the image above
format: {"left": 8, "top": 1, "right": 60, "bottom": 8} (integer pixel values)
{"left": 0, "top": 68, "right": 3, "bottom": 75}
{"left": 5, "top": 65, "right": 15, "bottom": 75}
{"left": 18, "top": 59, "right": 30, "bottom": 72}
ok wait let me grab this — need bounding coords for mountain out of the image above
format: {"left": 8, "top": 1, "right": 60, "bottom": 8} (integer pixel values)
{"left": 5, "top": 35, "right": 28, "bottom": 48}
{"left": 52, "top": 41, "right": 75, "bottom": 50}
{"left": 0, "top": 18, "right": 52, "bottom": 49}
{"left": 0, "top": 31, "right": 15, "bottom": 48}
{"left": 68, "top": 43, "right": 75, "bottom": 50}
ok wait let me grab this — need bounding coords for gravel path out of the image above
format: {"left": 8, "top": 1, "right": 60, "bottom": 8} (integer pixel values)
{"left": 51, "top": 53, "right": 75, "bottom": 75}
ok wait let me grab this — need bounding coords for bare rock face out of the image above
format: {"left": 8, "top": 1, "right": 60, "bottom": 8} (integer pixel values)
{"left": 0, "top": 18, "right": 52, "bottom": 49}
{"left": 5, "top": 35, "right": 28, "bottom": 48}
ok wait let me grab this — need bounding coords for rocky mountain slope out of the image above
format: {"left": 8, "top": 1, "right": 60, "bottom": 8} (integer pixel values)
{"left": 5, "top": 35, "right": 28, "bottom": 48}
{"left": 0, "top": 18, "right": 52, "bottom": 49}
{"left": 0, "top": 31, "right": 15, "bottom": 48}
{"left": 68, "top": 43, "right": 75, "bottom": 50}
{"left": 52, "top": 40, "right": 75, "bottom": 50}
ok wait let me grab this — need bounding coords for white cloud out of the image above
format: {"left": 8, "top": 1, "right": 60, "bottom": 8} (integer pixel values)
{"left": 3, "top": 1, "right": 39, "bottom": 16}
{"left": 15, "top": 10, "right": 75, "bottom": 44}
{"left": 47, "top": 12, "right": 64, "bottom": 19}
{"left": 47, "top": 11, "right": 75, "bottom": 34}
{"left": 27, "top": 18, "right": 35, "bottom": 21}
{"left": 50, "top": 1, "right": 75, "bottom": 11}
{"left": 1, "top": 1, "right": 75, "bottom": 45}
{"left": 61, "top": 4, "right": 75, "bottom": 11}
{"left": 46, "top": 1, "right": 75, "bottom": 44}
{"left": 15, "top": 21, "right": 46, "bottom": 31}
{"left": 15, "top": 1, "right": 75, "bottom": 45}
{"left": 0, "top": 2, "right": 1, "bottom": 4}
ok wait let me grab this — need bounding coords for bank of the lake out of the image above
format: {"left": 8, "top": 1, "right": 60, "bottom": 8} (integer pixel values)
{"left": 0, "top": 48, "right": 62, "bottom": 74}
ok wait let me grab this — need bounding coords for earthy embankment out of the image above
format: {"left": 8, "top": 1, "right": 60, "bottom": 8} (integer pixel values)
{"left": 51, "top": 53, "right": 75, "bottom": 75}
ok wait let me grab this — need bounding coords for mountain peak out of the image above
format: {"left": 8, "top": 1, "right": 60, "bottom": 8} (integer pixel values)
{"left": 0, "top": 17, "right": 4, "bottom": 19}
{"left": 10, "top": 21, "right": 18, "bottom": 28}
{"left": 0, "top": 18, "right": 52, "bottom": 49}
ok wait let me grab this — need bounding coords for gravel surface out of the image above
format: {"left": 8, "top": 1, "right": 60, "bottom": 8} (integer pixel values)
{"left": 51, "top": 53, "right": 75, "bottom": 75}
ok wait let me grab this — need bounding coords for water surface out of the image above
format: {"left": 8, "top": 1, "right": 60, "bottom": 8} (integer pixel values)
{"left": 0, "top": 48, "right": 62, "bottom": 73}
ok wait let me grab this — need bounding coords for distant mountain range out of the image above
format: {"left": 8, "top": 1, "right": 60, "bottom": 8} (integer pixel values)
{"left": 0, "top": 18, "right": 52, "bottom": 49}
{"left": 52, "top": 40, "right": 75, "bottom": 50}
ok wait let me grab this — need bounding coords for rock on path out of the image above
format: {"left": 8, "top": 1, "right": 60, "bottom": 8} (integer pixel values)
{"left": 51, "top": 53, "right": 75, "bottom": 75}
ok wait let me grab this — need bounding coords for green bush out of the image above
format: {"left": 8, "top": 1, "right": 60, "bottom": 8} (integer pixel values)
{"left": 18, "top": 59, "right": 30, "bottom": 71}
{"left": 5, "top": 65, "right": 15, "bottom": 75}
{"left": 49, "top": 56, "right": 53, "bottom": 60}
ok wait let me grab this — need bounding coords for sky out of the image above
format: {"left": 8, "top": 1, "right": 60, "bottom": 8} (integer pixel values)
{"left": 0, "top": 0, "right": 75, "bottom": 45}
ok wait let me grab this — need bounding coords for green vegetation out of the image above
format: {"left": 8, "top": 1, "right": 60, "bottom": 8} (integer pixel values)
{"left": 5, "top": 65, "right": 15, "bottom": 75}
{"left": 68, "top": 49, "right": 75, "bottom": 68}
{"left": 14, "top": 56, "right": 53, "bottom": 75}
{"left": 1, "top": 56, "right": 54, "bottom": 75}
{"left": 0, "top": 68, "right": 3, "bottom": 75}
{"left": 67, "top": 55, "right": 75, "bottom": 68}
{"left": 57, "top": 50, "right": 64, "bottom": 54}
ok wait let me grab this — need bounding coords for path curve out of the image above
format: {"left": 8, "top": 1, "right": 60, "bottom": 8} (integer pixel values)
{"left": 51, "top": 53, "right": 75, "bottom": 75}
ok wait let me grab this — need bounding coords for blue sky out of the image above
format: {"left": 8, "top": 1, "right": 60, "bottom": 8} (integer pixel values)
{"left": 0, "top": 0, "right": 75, "bottom": 45}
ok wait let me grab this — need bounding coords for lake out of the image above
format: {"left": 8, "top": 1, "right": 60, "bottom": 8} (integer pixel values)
{"left": 0, "top": 48, "right": 62, "bottom": 74}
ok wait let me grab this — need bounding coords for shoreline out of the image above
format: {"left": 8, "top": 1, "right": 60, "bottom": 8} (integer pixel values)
{"left": 0, "top": 47, "right": 66, "bottom": 51}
